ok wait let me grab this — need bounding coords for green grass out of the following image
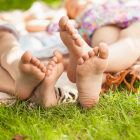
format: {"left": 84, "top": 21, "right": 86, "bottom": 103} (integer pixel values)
{"left": 1, "top": 81, "right": 140, "bottom": 140}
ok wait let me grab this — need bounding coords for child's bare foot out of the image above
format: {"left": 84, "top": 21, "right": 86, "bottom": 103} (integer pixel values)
{"left": 31, "top": 50, "right": 64, "bottom": 107}
{"left": 76, "top": 43, "right": 109, "bottom": 109}
{"left": 15, "top": 51, "right": 46, "bottom": 100}
{"left": 59, "top": 16, "right": 92, "bottom": 83}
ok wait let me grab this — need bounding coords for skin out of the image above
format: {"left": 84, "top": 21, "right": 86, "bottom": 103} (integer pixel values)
{"left": 29, "top": 50, "right": 64, "bottom": 107}
{"left": 59, "top": 16, "right": 140, "bottom": 108}
{"left": 59, "top": 16, "right": 109, "bottom": 108}
{"left": 66, "top": 0, "right": 108, "bottom": 19}
{"left": 0, "top": 31, "right": 46, "bottom": 100}
{"left": 59, "top": 16, "right": 140, "bottom": 84}
{"left": 0, "top": 31, "right": 64, "bottom": 107}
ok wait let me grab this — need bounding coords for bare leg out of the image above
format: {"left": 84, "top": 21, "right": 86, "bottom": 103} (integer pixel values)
{"left": 0, "top": 31, "right": 46, "bottom": 100}
{"left": 91, "top": 22, "right": 140, "bottom": 73}
{"left": 91, "top": 25, "right": 121, "bottom": 47}
{"left": 0, "top": 66, "right": 15, "bottom": 93}
{"left": 77, "top": 43, "right": 109, "bottom": 109}
{"left": 30, "top": 51, "right": 64, "bottom": 107}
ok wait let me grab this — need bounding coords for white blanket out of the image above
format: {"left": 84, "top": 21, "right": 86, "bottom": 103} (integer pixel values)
{"left": 19, "top": 32, "right": 69, "bottom": 59}
{"left": 0, "top": 72, "right": 78, "bottom": 106}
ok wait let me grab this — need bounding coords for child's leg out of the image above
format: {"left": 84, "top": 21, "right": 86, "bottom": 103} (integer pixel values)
{"left": 91, "top": 22, "right": 140, "bottom": 73}
{"left": 30, "top": 50, "right": 64, "bottom": 107}
{"left": 0, "top": 66, "right": 15, "bottom": 93}
{"left": 91, "top": 25, "right": 121, "bottom": 47}
{"left": 103, "top": 22, "right": 140, "bottom": 73}
{"left": 0, "top": 31, "right": 46, "bottom": 100}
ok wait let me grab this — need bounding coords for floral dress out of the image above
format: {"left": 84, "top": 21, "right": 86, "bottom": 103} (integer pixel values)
{"left": 46, "top": 0, "right": 140, "bottom": 45}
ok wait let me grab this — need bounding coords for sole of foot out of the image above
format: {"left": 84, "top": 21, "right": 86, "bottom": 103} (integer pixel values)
{"left": 59, "top": 16, "right": 92, "bottom": 83}
{"left": 76, "top": 43, "right": 109, "bottom": 109}
{"left": 31, "top": 50, "right": 64, "bottom": 107}
{"left": 15, "top": 51, "right": 46, "bottom": 100}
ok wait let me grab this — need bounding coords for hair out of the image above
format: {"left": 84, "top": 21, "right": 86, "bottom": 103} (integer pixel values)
{"left": 60, "top": 0, "right": 70, "bottom": 8}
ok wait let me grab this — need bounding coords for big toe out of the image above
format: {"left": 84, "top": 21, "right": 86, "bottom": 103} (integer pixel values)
{"left": 53, "top": 50, "right": 63, "bottom": 63}
{"left": 98, "top": 43, "right": 109, "bottom": 59}
{"left": 21, "top": 51, "right": 32, "bottom": 63}
{"left": 59, "top": 16, "right": 68, "bottom": 31}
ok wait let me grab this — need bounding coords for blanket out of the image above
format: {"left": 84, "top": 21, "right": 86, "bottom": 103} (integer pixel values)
{"left": 0, "top": 69, "right": 78, "bottom": 106}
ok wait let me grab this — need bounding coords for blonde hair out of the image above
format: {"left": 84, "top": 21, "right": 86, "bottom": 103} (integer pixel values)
{"left": 60, "top": 0, "right": 70, "bottom": 8}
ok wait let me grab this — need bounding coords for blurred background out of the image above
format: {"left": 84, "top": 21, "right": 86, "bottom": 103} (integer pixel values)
{"left": 0, "top": 0, "right": 62, "bottom": 10}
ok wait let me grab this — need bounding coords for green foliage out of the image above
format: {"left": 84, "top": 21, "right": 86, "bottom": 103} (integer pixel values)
{"left": 0, "top": 0, "right": 62, "bottom": 11}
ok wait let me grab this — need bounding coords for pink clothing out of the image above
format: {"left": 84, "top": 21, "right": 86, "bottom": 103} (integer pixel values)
{"left": 47, "top": 0, "right": 140, "bottom": 45}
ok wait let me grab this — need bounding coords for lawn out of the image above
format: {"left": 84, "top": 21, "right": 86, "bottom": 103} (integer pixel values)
{"left": 0, "top": 82, "right": 140, "bottom": 140}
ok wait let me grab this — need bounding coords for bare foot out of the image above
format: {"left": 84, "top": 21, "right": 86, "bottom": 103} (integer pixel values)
{"left": 31, "top": 50, "right": 64, "bottom": 107}
{"left": 15, "top": 51, "right": 46, "bottom": 100}
{"left": 76, "top": 43, "right": 109, "bottom": 109}
{"left": 59, "top": 16, "right": 92, "bottom": 83}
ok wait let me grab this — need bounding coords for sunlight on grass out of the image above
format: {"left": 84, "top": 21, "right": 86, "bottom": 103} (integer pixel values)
{"left": 0, "top": 82, "right": 140, "bottom": 140}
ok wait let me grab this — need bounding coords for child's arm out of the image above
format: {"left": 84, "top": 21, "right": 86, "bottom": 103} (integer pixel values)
{"left": 25, "top": 19, "right": 51, "bottom": 32}
{"left": 25, "top": 19, "right": 78, "bottom": 32}
{"left": 89, "top": 0, "right": 109, "bottom": 5}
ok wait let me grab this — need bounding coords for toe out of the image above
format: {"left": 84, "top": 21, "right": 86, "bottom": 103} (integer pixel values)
{"left": 46, "top": 70, "right": 52, "bottom": 77}
{"left": 72, "top": 34, "right": 81, "bottom": 40}
{"left": 93, "top": 47, "right": 99, "bottom": 55}
{"left": 31, "top": 57, "right": 37, "bottom": 64}
{"left": 21, "top": 51, "right": 32, "bottom": 63}
{"left": 82, "top": 54, "right": 89, "bottom": 61}
{"left": 78, "top": 58, "right": 84, "bottom": 65}
{"left": 52, "top": 57, "right": 58, "bottom": 63}
{"left": 35, "top": 60, "right": 40, "bottom": 67}
{"left": 49, "top": 61, "right": 56, "bottom": 67}
{"left": 47, "top": 65, "right": 53, "bottom": 71}
{"left": 53, "top": 50, "right": 63, "bottom": 63}
{"left": 68, "top": 28, "right": 78, "bottom": 35}
{"left": 75, "top": 38, "right": 84, "bottom": 47}
{"left": 98, "top": 43, "right": 109, "bottom": 59}
{"left": 88, "top": 50, "right": 95, "bottom": 57}
{"left": 59, "top": 16, "right": 69, "bottom": 31}
{"left": 38, "top": 63, "right": 44, "bottom": 69}
{"left": 41, "top": 67, "right": 46, "bottom": 73}
{"left": 65, "top": 23, "right": 73, "bottom": 31}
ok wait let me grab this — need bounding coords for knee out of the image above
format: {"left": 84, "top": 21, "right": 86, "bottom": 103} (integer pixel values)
{"left": 91, "top": 26, "right": 121, "bottom": 47}
{"left": 119, "top": 28, "right": 136, "bottom": 39}
{"left": 0, "top": 31, "right": 16, "bottom": 42}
